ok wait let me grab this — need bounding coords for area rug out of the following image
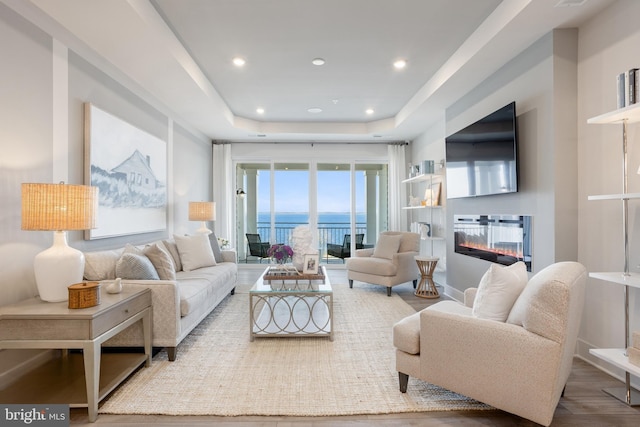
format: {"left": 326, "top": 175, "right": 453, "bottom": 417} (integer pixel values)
{"left": 99, "top": 282, "right": 492, "bottom": 416}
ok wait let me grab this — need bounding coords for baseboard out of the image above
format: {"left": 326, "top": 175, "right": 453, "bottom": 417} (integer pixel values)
{"left": 0, "top": 349, "right": 59, "bottom": 389}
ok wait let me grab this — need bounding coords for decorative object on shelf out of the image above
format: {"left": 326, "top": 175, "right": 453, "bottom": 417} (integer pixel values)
{"left": 217, "top": 237, "right": 230, "bottom": 250}
{"left": 189, "top": 201, "right": 215, "bottom": 235}
{"left": 303, "top": 254, "right": 319, "bottom": 274}
{"left": 267, "top": 243, "right": 293, "bottom": 265}
{"left": 289, "top": 225, "right": 316, "bottom": 271}
{"left": 68, "top": 281, "right": 101, "bottom": 308}
{"left": 21, "top": 182, "right": 98, "bottom": 302}
{"left": 106, "top": 277, "right": 123, "bottom": 294}
{"left": 420, "top": 222, "right": 431, "bottom": 239}
{"left": 421, "top": 160, "right": 435, "bottom": 174}
{"left": 424, "top": 182, "right": 441, "bottom": 206}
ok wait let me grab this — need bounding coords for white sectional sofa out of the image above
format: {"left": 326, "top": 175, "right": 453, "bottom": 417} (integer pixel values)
{"left": 82, "top": 234, "right": 237, "bottom": 361}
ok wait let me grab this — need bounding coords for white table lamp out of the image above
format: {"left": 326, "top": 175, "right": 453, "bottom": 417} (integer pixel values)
{"left": 21, "top": 183, "right": 98, "bottom": 302}
{"left": 189, "top": 201, "right": 215, "bottom": 235}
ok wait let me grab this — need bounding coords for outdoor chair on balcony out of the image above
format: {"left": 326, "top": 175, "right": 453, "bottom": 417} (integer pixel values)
{"left": 326, "top": 233, "right": 364, "bottom": 263}
{"left": 246, "top": 233, "right": 270, "bottom": 263}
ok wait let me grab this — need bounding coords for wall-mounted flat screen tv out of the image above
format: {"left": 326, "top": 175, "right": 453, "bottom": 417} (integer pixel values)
{"left": 445, "top": 102, "right": 518, "bottom": 199}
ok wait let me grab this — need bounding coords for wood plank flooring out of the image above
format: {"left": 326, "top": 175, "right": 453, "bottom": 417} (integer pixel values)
{"left": 69, "top": 268, "right": 640, "bottom": 426}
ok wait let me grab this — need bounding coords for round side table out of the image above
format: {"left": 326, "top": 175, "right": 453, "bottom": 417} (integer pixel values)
{"left": 414, "top": 256, "right": 440, "bottom": 299}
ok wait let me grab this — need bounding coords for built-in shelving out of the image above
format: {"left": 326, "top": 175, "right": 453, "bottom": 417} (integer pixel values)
{"left": 589, "top": 272, "right": 640, "bottom": 288}
{"left": 587, "top": 103, "right": 640, "bottom": 406}
{"left": 589, "top": 348, "right": 640, "bottom": 378}
{"left": 588, "top": 193, "right": 640, "bottom": 201}
{"left": 587, "top": 102, "right": 640, "bottom": 124}
{"left": 401, "top": 173, "right": 442, "bottom": 184}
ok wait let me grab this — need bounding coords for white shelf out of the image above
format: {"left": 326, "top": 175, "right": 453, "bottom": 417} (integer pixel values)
{"left": 402, "top": 173, "right": 441, "bottom": 184}
{"left": 421, "top": 237, "right": 445, "bottom": 242}
{"left": 590, "top": 348, "right": 640, "bottom": 378}
{"left": 588, "top": 193, "right": 640, "bottom": 201}
{"left": 589, "top": 272, "right": 640, "bottom": 289}
{"left": 402, "top": 205, "right": 443, "bottom": 210}
{"left": 588, "top": 103, "right": 640, "bottom": 124}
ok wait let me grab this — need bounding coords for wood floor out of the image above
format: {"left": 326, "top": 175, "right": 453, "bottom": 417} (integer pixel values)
{"left": 70, "top": 268, "right": 640, "bottom": 426}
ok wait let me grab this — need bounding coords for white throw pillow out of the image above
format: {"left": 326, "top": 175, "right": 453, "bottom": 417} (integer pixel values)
{"left": 472, "top": 261, "right": 528, "bottom": 322}
{"left": 372, "top": 234, "right": 402, "bottom": 260}
{"left": 174, "top": 234, "right": 216, "bottom": 272}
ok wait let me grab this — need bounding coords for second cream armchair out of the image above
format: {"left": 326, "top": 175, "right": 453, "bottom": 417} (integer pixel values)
{"left": 346, "top": 231, "right": 420, "bottom": 296}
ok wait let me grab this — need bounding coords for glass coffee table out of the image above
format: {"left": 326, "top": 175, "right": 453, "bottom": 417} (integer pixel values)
{"left": 249, "top": 265, "right": 333, "bottom": 341}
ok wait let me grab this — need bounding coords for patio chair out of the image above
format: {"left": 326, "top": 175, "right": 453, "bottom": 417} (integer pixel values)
{"left": 245, "top": 233, "right": 270, "bottom": 263}
{"left": 326, "top": 233, "right": 364, "bottom": 263}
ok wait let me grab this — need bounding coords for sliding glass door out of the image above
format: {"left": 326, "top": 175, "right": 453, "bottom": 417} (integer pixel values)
{"left": 236, "top": 161, "right": 387, "bottom": 264}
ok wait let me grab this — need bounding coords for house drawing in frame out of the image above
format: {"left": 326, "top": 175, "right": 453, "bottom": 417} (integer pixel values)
{"left": 84, "top": 103, "right": 167, "bottom": 239}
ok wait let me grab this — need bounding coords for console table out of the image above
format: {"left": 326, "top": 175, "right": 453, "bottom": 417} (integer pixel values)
{"left": 0, "top": 288, "right": 152, "bottom": 422}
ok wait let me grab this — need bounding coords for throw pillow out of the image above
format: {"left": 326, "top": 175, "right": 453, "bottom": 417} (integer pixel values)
{"left": 174, "top": 234, "right": 216, "bottom": 272}
{"left": 162, "top": 239, "right": 183, "bottom": 272}
{"left": 83, "top": 248, "right": 122, "bottom": 281}
{"left": 209, "top": 232, "right": 223, "bottom": 263}
{"left": 115, "top": 252, "right": 160, "bottom": 280}
{"left": 144, "top": 243, "right": 177, "bottom": 281}
{"left": 372, "top": 234, "right": 402, "bottom": 260}
{"left": 472, "top": 261, "right": 528, "bottom": 322}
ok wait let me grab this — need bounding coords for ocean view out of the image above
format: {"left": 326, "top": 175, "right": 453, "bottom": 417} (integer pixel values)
{"left": 258, "top": 212, "right": 366, "bottom": 225}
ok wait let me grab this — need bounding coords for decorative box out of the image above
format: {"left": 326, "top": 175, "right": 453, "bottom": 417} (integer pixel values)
{"left": 633, "top": 331, "right": 640, "bottom": 349}
{"left": 628, "top": 347, "right": 640, "bottom": 367}
{"left": 68, "top": 281, "right": 101, "bottom": 309}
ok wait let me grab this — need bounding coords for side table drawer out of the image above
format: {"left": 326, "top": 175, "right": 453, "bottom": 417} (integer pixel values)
{"left": 92, "top": 290, "right": 151, "bottom": 337}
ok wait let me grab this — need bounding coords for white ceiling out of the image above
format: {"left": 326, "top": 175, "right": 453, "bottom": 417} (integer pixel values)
{"left": 6, "top": 0, "right": 614, "bottom": 143}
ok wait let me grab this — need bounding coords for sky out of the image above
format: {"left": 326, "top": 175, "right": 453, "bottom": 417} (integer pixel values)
{"left": 257, "top": 170, "right": 366, "bottom": 213}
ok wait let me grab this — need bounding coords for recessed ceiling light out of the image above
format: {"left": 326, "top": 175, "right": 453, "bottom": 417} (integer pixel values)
{"left": 393, "top": 59, "right": 407, "bottom": 70}
{"left": 366, "top": 109, "right": 375, "bottom": 115}
{"left": 312, "top": 58, "right": 325, "bottom": 66}
{"left": 256, "top": 107, "right": 265, "bottom": 114}
{"left": 232, "top": 57, "right": 246, "bottom": 67}
{"left": 308, "top": 108, "right": 323, "bottom": 113}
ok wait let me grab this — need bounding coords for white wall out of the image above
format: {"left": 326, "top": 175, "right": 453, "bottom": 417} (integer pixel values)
{"left": 577, "top": 0, "right": 640, "bottom": 377}
{"left": 0, "top": 2, "right": 212, "bottom": 380}
{"left": 421, "top": 29, "right": 579, "bottom": 292}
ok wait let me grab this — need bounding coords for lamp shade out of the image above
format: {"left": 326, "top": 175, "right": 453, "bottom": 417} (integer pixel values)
{"left": 21, "top": 183, "right": 98, "bottom": 302}
{"left": 22, "top": 183, "right": 98, "bottom": 231}
{"left": 189, "top": 201, "right": 216, "bottom": 221}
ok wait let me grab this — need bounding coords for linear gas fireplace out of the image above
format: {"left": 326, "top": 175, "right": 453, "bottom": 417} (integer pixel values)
{"left": 454, "top": 215, "right": 532, "bottom": 272}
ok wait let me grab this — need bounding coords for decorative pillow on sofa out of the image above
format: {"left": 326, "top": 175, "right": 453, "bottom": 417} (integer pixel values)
{"left": 174, "top": 234, "right": 216, "bottom": 272}
{"left": 472, "top": 261, "right": 528, "bottom": 322}
{"left": 162, "top": 239, "right": 183, "bottom": 272}
{"left": 372, "top": 234, "right": 402, "bottom": 260}
{"left": 144, "top": 243, "right": 176, "bottom": 281}
{"left": 115, "top": 252, "right": 160, "bottom": 280}
{"left": 84, "top": 248, "right": 123, "bottom": 281}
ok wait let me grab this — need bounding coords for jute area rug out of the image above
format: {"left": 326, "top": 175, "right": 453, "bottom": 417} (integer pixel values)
{"left": 99, "top": 282, "right": 491, "bottom": 416}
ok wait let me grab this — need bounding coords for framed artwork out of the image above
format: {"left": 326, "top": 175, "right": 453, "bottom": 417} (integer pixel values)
{"left": 303, "top": 254, "right": 319, "bottom": 274}
{"left": 84, "top": 103, "right": 167, "bottom": 239}
{"left": 424, "top": 182, "right": 441, "bottom": 207}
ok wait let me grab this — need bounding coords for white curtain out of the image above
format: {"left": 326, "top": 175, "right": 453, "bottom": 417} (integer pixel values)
{"left": 388, "top": 144, "right": 408, "bottom": 232}
{"left": 212, "top": 143, "right": 233, "bottom": 242}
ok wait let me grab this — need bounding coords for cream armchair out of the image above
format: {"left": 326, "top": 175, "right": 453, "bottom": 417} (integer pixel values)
{"left": 346, "top": 231, "right": 420, "bottom": 296}
{"left": 392, "top": 261, "right": 587, "bottom": 426}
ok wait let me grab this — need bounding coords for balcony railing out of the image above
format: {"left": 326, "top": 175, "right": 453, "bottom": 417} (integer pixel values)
{"left": 257, "top": 221, "right": 367, "bottom": 255}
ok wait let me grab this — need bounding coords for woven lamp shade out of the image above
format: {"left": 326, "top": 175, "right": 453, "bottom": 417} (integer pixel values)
{"left": 21, "top": 183, "right": 98, "bottom": 231}
{"left": 189, "top": 201, "right": 215, "bottom": 222}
